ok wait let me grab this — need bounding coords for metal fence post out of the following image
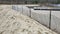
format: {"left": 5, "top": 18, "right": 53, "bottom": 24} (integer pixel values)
{"left": 49, "top": 10, "right": 51, "bottom": 29}
{"left": 29, "top": 8, "right": 31, "bottom": 17}
{"left": 22, "top": 5, "right": 23, "bottom": 13}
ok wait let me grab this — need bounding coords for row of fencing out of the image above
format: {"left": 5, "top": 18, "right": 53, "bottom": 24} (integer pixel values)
{"left": 12, "top": 5, "right": 60, "bottom": 34}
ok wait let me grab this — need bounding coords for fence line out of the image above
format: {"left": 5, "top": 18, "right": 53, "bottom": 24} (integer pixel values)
{"left": 12, "top": 6, "right": 60, "bottom": 34}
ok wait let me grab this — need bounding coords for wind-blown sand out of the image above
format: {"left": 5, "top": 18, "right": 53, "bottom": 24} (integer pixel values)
{"left": 0, "top": 5, "right": 57, "bottom": 34}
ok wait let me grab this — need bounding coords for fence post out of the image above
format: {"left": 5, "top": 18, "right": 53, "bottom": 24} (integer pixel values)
{"left": 22, "top": 5, "right": 23, "bottom": 13}
{"left": 29, "top": 8, "right": 31, "bottom": 17}
{"left": 49, "top": 10, "right": 51, "bottom": 29}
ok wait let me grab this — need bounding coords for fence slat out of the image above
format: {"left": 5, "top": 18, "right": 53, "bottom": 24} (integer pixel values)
{"left": 51, "top": 11, "right": 60, "bottom": 34}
